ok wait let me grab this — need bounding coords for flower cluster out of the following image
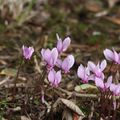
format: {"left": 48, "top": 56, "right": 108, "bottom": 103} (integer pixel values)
{"left": 21, "top": 42, "right": 120, "bottom": 96}
{"left": 21, "top": 37, "right": 120, "bottom": 117}
{"left": 77, "top": 48, "right": 120, "bottom": 96}
{"left": 41, "top": 34, "right": 74, "bottom": 87}
{"left": 77, "top": 60, "right": 107, "bottom": 83}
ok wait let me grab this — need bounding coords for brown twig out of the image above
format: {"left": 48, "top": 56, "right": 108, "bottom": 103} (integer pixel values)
{"left": 88, "top": 100, "right": 94, "bottom": 120}
{"left": 56, "top": 87, "right": 98, "bottom": 98}
{"left": 13, "top": 59, "right": 23, "bottom": 99}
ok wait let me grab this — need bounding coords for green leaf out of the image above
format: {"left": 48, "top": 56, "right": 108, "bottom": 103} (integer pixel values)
{"left": 75, "top": 84, "right": 98, "bottom": 93}
{"left": 0, "top": 68, "right": 17, "bottom": 77}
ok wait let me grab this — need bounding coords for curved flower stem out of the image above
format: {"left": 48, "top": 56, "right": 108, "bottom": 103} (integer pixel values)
{"left": 40, "top": 67, "right": 47, "bottom": 82}
{"left": 113, "top": 64, "right": 119, "bottom": 83}
{"left": 99, "top": 91, "right": 104, "bottom": 119}
{"left": 113, "top": 110, "right": 117, "bottom": 120}
{"left": 106, "top": 62, "right": 114, "bottom": 81}
{"left": 13, "top": 58, "right": 23, "bottom": 100}
{"left": 40, "top": 67, "right": 47, "bottom": 104}
{"left": 112, "top": 99, "right": 117, "bottom": 120}
{"left": 88, "top": 100, "right": 94, "bottom": 120}
{"left": 35, "top": 66, "right": 47, "bottom": 89}
{"left": 108, "top": 96, "right": 112, "bottom": 120}
{"left": 34, "top": 66, "right": 47, "bottom": 103}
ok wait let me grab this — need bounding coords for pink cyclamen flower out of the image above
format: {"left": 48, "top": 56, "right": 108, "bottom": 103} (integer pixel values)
{"left": 88, "top": 60, "right": 107, "bottom": 79}
{"left": 56, "top": 34, "right": 71, "bottom": 54}
{"left": 56, "top": 55, "right": 74, "bottom": 73}
{"left": 95, "top": 76, "right": 112, "bottom": 90}
{"left": 104, "top": 76, "right": 112, "bottom": 89}
{"left": 22, "top": 45, "right": 34, "bottom": 60}
{"left": 110, "top": 83, "right": 120, "bottom": 96}
{"left": 95, "top": 77, "right": 104, "bottom": 90}
{"left": 41, "top": 48, "right": 58, "bottom": 70}
{"left": 103, "top": 48, "right": 120, "bottom": 64}
{"left": 48, "top": 69, "right": 61, "bottom": 87}
{"left": 77, "top": 64, "right": 90, "bottom": 83}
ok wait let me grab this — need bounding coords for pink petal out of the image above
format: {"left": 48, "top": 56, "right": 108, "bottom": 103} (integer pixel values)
{"left": 48, "top": 69, "right": 55, "bottom": 84}
{"left": 119, "top": 53, "right": 120, "bottom": 64}
{"left": 28, "top": 47, "right": 34, "bottom": 58}
{"left": 51, "top": 48, "right": 58, "bottom": 65}
{"left": 62, "top": 57, "right": 69, "bottom": 72}
{"left": 86, "top": 67, "right": 90, "bottom": 76}
{"left": 105, "top": 76, "right": 112, "bottom": 89}
{"left": 62, "top": 37, "right": 71, "bottom": 52}
{"left": 103, "top": 49, "right": 114, "bottom": 61}
{"left": 110, "top": 83, "right": 117, "bottom": 94}
{"left": 95, "top": 63, "right": 102, "bottom": 77}
{"left": 77, "top": 64, "right": 85, "bottom": 80}
{"left": 100, "top": 60, "right": 107, "bottom": 71}
{"left": 95, "top": 77, "right": 104, "bottom": 89}
{"left": 113, "top": 49, "right": 119, "bottom": 63}
{"left": 41, "top": 49, "right": 51, "bottom": 62}
{"left": 62, "top": 55, "right": 74, "bottom": 73}
{"left": 67, "top": 55, "right": 74, "bottom": 69}
{"left": 115, "top": 84, "right": 120, "bottom": 95}
{"left": 22, "top": 46, "right": 28, "bottom": 58}
{"left": 47, "top": 48, "right": 58, "bottom": 67}
{"left": 98, "top": 73, "right": 105, "bottom": 80}
{"left": 55, "top": 70, "right": 62, "bottom": 86}
{"left": 56, "top": 34, "right": 63, "bottom": 53}
{"left": 87, "top": 61, "right": 96, "bottom": 73}
{"left": 56, "top": 59, "right": 62, "bottom": 68}
{"left": 22, "top": 45, "right": 28, "bottom": 58}
{"left": 89, "top": 74, "right": 95, "bottom": 81}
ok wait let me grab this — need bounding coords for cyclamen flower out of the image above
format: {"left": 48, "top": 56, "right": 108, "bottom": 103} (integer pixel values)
{"left": 88, "top": 60, "right": 107, "bottom": 80}
{"left": 110, "top": 83, "right": 120, "bottom": 96}
{"left": 22, "top": 45, "right": 34, "bottom": 60}
{"left": 56, "top": 55, "right": 74, "bottom": 73}
{"left": 103, "top": 48, "right": 120, "bottom": 64}
{"left": 56, "top": 34, "right": 71, "bottom": 54}
{"left": 104, "top": 76, "right": 112, "bottom": 89}
{"left": 95, "top": 77, "right": 104, "bottom": 90}
{"left": 95, "top": 76, "right": 112, "bottom": 90}
{"left": 41, "top": 48, "right": 58, "bottom": 70}
{"left": 48, "top": 69, "right": 61, "bottom": 87}
{"left": 77, "top": 64, "right": 90, "bottom": 83}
